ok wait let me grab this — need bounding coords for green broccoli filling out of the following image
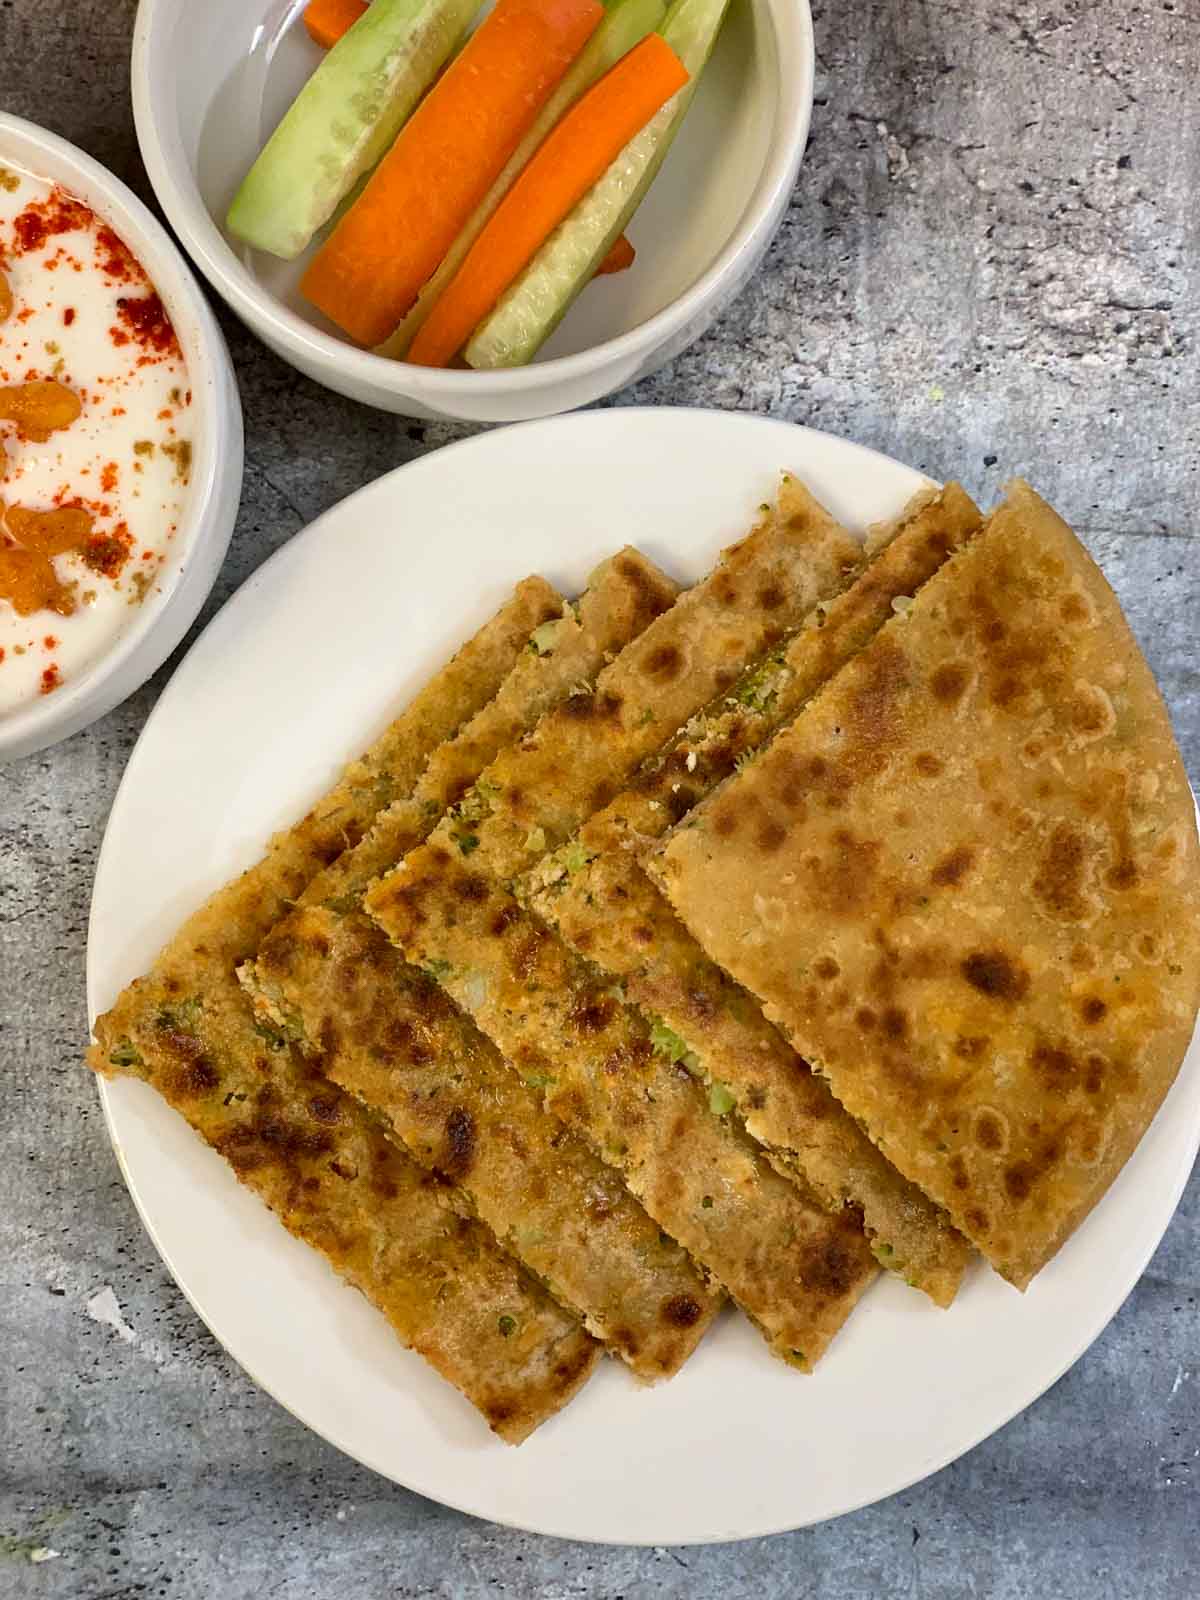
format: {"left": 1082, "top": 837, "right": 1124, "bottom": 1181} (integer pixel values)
{"left": 650, "top": 1020, "right": 690, "bottom": 1064}
{"left": 708, "top": 1081, "right": 735, "bottom": 1116}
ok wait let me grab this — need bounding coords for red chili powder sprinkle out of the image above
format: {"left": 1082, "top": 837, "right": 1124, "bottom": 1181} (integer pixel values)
{"left": 113, "top": 292, "right": 179, "bottom": 359}
{"left": 40, "top": 663, "right": 61, "bottom": 695}
{"left": 0, "top": 648, "right": 6, "bottom": 664}
{"left": 96, "top": 225, "right": 146, "bottom": 286}
{"left": 43, "top": 635, "right": 58, "bottom": 649}
{"left": 12, "top": 188, "right": 92, "bottom": 256}
{"left": 63, "top": 307, "right": 76, "bottom": 326}
{"left": 100, "top": 462, "right": 118, "bottom": 494}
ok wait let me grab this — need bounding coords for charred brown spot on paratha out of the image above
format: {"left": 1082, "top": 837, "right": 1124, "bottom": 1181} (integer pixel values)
{"left": 914, "top": 751, "right": 943, "bottom": 778}
{"left": 643, "top": 643, "right": 684, "bottom": 682}
{"left": 1106, "top": 846, "right": 1139, "bottom": 892}
{"left": 214, "top": 1091, "right": 337, "bottom": 1182}
{"left": 570, "top": 991, "right": 617, "bottom": 1034}
{"left": 1031, "top": 822, "right": 1095, "bottom": 923}
{"left": 932, "top": 845, "right": 976, "bottom": 888}
{"left": 1003, "top": 1134, "right": 1063, "bottom": 1203}
{"left": 1059, "top": 591, "right": 1093, "bottom": 627}
{"left": 553, "top": 1337, "right": 599, "bottom": 1392}
{"left": 961, "top": 948, "right": 1030, "bottom": 1002}
{"left": 930, "top": 662, "right": 970, "bottom": 706}
{"left": 814, "top": 957, "right": 840, "bottom": 981}
{"left": 1070, "top": 683, "right": 1116, "bottom": 739}
{"left": 382, "top": 1016, "right": 414, "bottom": 1053}
{"left": 806, "top": 829, "right": 882, "bottom": 918}
{"left": 799, "top": 1227, "right": 861, "bottom": 1300}
{"left": 308, "top": 1093, "right": 341, "bottom": 1125}
{"left": 973, "top": 1110, "right": 1006, "bottom": 1152}
{"left": 166, "top": 1049, "right": 220, "bottom": 1097}
{"left": 713, "top": 805, "right": 739, "bottom": 839}
{"left": 1079, "top": 996, "right": 1107, "bottom": 1025}
{"left": 662, "top": 1293, "right": 703, "bottom": 1328}
{"left": 756, "top": 819, "right": 787, "bottom": 854}
{"left": 711, "top": 572, "right": 739, "bottom": 608}
{"left": 1031, "top": 1038, "right": 1079, "bottom": 1094}
{"left": 757, "top": 581, "right": 786, "bottom": 611}
{"left": 259, "top": 932, "right": 297, "bottom": 974}
{"left": 452, "top": 872, "right": 489, "bottom": 904}
{"left": 880, "top": 1007, "right": 909, "bottom": 1041}
{"left": 509, "top": 927, "right": 549, "bottom": 983}
{"left": 615, "top": 553, "right": 676, "bottom": 622}
{"left": 443, "top": 1107, "right": 477, "bottom": 1178}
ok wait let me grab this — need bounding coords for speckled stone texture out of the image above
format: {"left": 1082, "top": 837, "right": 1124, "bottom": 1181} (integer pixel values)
{"left": 2, "top": 0, "right": 1197, "bottom": 1594}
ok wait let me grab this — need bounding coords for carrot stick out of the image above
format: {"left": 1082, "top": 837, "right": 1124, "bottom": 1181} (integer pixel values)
{"left": 303, "top": 0, "right": 369, "bottom": 49}
{"left": 302, "top": 0, "right": 604, "bottom": 346}
{"left": 407, "top": 34, "right": 686, "bottom": 367}
{"left": 594, "top": 232, "right": 635, "bottom": 275}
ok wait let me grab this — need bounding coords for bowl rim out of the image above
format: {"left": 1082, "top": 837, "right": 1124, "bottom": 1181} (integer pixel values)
{"left": 130, "top": 0, "right": 814, "bottom": 399}
{"left": 0, "top": 111, "right": 242, "bottom": 759}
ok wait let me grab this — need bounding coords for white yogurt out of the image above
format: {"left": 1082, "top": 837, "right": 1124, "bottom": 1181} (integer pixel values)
{"left": 0, "top": 156, "right": 192, "bottom": 715}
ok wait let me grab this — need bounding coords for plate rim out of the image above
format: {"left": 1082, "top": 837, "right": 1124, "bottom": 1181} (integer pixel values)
{"left": 87, "top": 407, "right": 1200, "bottom": 1544}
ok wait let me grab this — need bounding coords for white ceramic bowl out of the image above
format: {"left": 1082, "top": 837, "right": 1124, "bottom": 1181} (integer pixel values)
{"left": 0, "top": 114, "right": 243, "bottom": 764}
{"left": 131, "top": 0, "right": 813, "bottom": 423}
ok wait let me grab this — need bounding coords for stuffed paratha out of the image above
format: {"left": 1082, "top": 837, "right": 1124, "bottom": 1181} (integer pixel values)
{"left": 652, "top": 482, "right": 1200, "bottom": 1288}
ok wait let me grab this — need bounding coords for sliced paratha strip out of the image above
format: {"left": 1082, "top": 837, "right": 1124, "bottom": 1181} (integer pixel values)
{"left": 241, "top": 549, "right": 720, "bottom": 1382}
{"left": 367, "top": 847, "right": 877, "bottom": 1369}
{"left": 526, "top": 486, "right": 982, "bottom": 1305}
{"left": 90, "top": 581, "right": 600, "bottom": 1443}
{"left": 247, "top": 904, "right": 722, "bottom": 1378}
{"left": 442, "top": 476, "right": 862, "bottom": 883}
{"left": 653, "top": 481, "right": 1200, "bottom": 1289}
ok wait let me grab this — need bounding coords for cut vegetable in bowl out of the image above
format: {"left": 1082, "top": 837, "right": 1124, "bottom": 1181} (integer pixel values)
{"left": 302, "top": 0, "right": 606, "bottom": 347}
{"left": 303, "top": 0, "right": 369, "bottom": 50}
{"left": 376, "top": 0, "right": 665, "bottom": 359}
{"left": 222, "top": 0, "right": 736, "bottom": 373}
{"left": 227, "top": 0, "right": 482, "bottom": 260}
{"left": 465, "top": 0, "right": 732, "bottom": 369}
{"left": 595, "top": 232, "right": 636, "bottom": 275}
{"left": 407, "top": 34, "right": 688, "bottom": 367}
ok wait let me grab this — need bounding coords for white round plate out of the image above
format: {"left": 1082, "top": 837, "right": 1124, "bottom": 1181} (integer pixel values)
{"left": 87, "top": 409, "right": 1200, "bottom": 1545}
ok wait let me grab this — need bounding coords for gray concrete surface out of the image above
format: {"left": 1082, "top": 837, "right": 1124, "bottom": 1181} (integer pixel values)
{"left": 2, "top": 0, "right": 1198, "bottom": 1594}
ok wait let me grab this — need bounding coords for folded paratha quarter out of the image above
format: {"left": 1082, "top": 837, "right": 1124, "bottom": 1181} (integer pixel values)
{"left": 651, "top": 480, "right": 1200, "bottom": 1290}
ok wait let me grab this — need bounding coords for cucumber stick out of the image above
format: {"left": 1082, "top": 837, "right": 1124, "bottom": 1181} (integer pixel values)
{"left": 464, "top": 0, "right": 732, "bottom": 369}
{"left": 228, "top": 0, "right": 482, "bottom": 260}
{"left": 377, "top": 0, "right": 666, "bottom": 359}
